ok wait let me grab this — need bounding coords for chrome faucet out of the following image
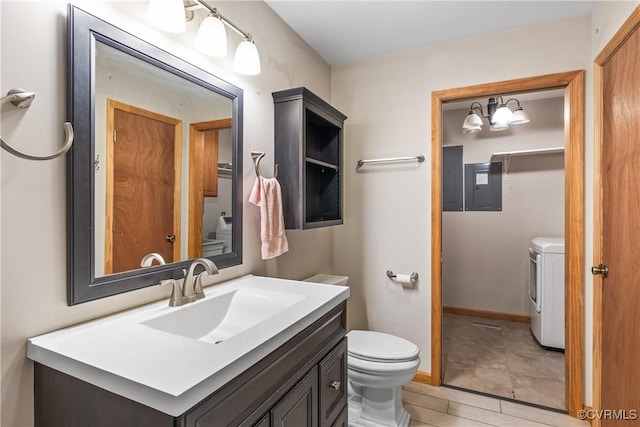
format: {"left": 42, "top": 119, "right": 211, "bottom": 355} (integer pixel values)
{"left": 182, "top": 258, "right": 219, "bottom": 303}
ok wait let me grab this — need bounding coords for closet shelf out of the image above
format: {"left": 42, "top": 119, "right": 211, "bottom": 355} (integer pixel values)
{"left": 491, "top": 147, "right": 564, "bottom": 158}
{"left": 491, "top": 147, "right": 564, "bottom": 178}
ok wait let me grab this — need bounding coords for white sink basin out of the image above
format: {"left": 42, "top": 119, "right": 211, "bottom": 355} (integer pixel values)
{"left": 27, "top": 275, "right": 349, "bottom": 416}
{"left": 141, "top": 288, "right": 304, "bottom": 343}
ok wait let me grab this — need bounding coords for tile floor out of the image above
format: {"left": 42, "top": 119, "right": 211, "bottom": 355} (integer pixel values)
{"left": 442, "top": 313, "right": 565, "bottom": 410}
{"left": 403, "top": 381, "right": 589, "bottom": 427}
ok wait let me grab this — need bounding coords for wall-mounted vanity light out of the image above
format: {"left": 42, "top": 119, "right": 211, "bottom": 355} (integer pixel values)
{"left": 462, "top": 96, "right": 530, "bottom": 133}
{"left": 146, "top": 0, "right": 261, "bottom": 75}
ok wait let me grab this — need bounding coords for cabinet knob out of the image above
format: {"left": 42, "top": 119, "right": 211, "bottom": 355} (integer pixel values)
{"left": 329, "top": 380, "right": 341, "bottom": 390}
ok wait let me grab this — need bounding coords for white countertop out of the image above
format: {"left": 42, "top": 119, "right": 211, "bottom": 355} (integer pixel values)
{"left": 27, "top": 275, "right": 349, "bottom": 416}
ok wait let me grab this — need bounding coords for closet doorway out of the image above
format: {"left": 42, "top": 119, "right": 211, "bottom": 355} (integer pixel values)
{"left": 430, "top": 71, "right": 585, "bottom": 417}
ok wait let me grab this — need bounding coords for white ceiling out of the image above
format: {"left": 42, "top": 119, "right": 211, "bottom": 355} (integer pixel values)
{"left": 265, "top": 1, "right": 596, "bottom": 66}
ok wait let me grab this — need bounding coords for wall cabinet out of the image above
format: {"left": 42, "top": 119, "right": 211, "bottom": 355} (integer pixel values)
{"left": 34, "top": 303, "right": 347, "bottom": 427}
{"left": 273, "top": 87, "right": 347, "bottom": 230}
{"left": 202, "top": 129, "right": 219, "bottom": 197}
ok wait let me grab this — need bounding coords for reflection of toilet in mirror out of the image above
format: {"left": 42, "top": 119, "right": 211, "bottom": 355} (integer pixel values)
{"left": 304, "top": 274, "right": 420, "bottom": 427}
{"left": 216, "top": 214, "right": 233, "bottom": 253}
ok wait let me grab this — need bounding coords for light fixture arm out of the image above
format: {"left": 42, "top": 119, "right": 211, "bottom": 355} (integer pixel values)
{"left": 503, "top": 98, "right": 522, "bottom": 109}
{"left": 469, "top": 101, "right": 487, "bottom": 118}
{"left": 190, "top": 0, "right": 253, "bottom": 41}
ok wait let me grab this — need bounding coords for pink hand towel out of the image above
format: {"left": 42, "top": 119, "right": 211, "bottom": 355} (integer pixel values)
{"left": 249, "top": 176, "right": 289, "bottom": 259}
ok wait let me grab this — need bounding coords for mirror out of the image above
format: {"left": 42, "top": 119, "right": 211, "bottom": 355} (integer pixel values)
{"left": 68, "top": 5, "right": 243, "bottom": 305}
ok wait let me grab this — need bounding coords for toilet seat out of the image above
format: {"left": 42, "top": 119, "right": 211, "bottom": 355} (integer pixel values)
{"left": 347, "top": 330, "right": 419, "bottom": 363}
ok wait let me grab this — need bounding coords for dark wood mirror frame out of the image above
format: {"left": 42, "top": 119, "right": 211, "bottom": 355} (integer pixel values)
{"left": 67, "top": 5, "right": 243, "bottom": 305}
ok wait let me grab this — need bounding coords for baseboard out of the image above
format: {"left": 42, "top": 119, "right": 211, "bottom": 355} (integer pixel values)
{"left": 412, "top": 370, "right": 432, "bottom": 385}
{"left": 443, "top": 306, "right": 530, "bottom": 323}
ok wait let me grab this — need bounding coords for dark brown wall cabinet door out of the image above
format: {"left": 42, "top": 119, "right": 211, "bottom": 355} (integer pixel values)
{"left": 271, "top": 367, "right": 318, "bottom": 427}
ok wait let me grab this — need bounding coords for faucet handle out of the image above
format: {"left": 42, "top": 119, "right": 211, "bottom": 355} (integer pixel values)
{"left": 161, "top": 279, "right": 185, "bottom": 307}
{"left": 194, "top": 273, "right": 206, "bottom": 300}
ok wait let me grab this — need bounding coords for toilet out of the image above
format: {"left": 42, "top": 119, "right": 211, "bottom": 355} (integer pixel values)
{"left": 304, "top": 275, "right": 420, "bottom": 427}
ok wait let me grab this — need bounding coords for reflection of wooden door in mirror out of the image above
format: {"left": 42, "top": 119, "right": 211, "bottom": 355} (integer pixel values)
{"left": 105, "top": 100, "right": 182, "bottom": 274}
{"left": 188, "top": 118, "right": 232, "bottom": 258}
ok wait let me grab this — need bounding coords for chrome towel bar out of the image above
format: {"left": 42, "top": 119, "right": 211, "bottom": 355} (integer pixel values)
{"left": 356, "top": 155, "right": 425, "bottom": 169}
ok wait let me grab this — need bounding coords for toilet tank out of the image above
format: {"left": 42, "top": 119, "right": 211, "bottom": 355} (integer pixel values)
{"left": 304, "top": 274, "right": 349, "bottom": 286}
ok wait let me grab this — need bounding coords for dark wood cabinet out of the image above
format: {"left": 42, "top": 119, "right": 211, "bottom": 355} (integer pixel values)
{"left": 273, "top": 87, "right": 347, "bottom": 230}
{"left": 272, "top": 367, "right": 319, "bottom": 427}
{"left": 319, "top": 339, "right": 348, "bottom": 427}
{"left": 34, "top": 303, "right": 348, "bottom": 427}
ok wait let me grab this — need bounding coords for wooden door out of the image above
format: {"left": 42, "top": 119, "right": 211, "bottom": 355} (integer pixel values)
{"left": 106, "top": 100, "right": 182, "bottom": 274}
{"left": 595, "top": 8, "right": 640, "bottom": 425}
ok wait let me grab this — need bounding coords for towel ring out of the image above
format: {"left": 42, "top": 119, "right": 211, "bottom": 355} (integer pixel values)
{"left": 251, "top": 150, "right": 278, "bottom": 178}
{"left": 0, "top": 88, "right": 75, "bottom": 161}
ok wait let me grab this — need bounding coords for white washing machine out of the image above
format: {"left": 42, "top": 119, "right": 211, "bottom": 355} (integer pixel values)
{"left": 529, "top": 237, "right": 565, "bottom": 349}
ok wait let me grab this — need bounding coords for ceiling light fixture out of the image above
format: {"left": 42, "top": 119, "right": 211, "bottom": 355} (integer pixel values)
{"left": 462, "top": 97, "right": 530, "bottom": 134}
{"left": 147, "top": 0, "right": 261, "bottom": 75}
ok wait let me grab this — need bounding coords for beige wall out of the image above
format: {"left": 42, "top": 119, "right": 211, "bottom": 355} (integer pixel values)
{"left": 441, "top": 97, "right": 565, "bottom": 316}
{"left": 0, "top": 1, "right": 333, "bottom": 425}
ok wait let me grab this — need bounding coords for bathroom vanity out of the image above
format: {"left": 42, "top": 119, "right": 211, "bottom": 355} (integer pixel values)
{"left": 28, "top": 276, "right": 349, "bottom": 427}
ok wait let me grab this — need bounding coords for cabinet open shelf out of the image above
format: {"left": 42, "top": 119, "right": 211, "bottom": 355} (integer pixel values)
{"left": 273, "top": 87, "right": 347, "bottom": 229}
{"left": 305, "top": 157, "right": 339, "bottom": 170}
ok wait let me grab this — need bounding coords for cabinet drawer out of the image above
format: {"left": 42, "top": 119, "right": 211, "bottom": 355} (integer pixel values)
{"left": 319, "top": 339, "right": 347, "bottom": 427}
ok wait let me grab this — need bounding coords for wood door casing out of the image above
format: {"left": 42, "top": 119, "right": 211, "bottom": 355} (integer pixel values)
{"left": 593, "top": 7, "right": 640, "bottom": 427}
{"left": 430, "top": 70, "right": 585, "bottom": 417}
{"left": 105, "top": 100, "right": 182, "bottom": 274}
{"left": 188, "top": 118, "right": 232, "bottom": 259}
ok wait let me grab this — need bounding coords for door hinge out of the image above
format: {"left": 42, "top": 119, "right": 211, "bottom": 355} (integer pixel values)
{"left": 112, "top": 220, "right": 116, "bottom": 232}
{"left": 113, "top": 129, "right": 117, "bottom": 142}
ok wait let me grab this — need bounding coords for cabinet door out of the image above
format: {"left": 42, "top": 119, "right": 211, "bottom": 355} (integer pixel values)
{"left": 319, "top": 339, "right": 347, "bottom": 427}
{"left": 272, "top": 367, "right": 318, "bottom": 427}
{"left": 330, "top": 407, "right": 347, "bottom": 427}
{"left": 202, "top": 129, "right": 219, "bottom": 197}
{"left": 253, "top": 414, "right": 270, "bottom": 427}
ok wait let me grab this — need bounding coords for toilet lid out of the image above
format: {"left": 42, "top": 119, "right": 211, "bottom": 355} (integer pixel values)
{"left": 347, "top": 330, "right": 419, "bottom": 363}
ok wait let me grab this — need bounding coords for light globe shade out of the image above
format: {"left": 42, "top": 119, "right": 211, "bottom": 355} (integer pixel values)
{"left": 463, "top": 125, "right": 482, "bottom": 134}
{"left": 462, "top": 111, "right": 483, "bottom": 132}
{"left": 510, "top": 108, "right": 530, "bottom": 125}
{"left": 195, "top": 16, "right": 227, "bottom": 56}
{"left": 489, "top": 123, "right": 509, "bottom": 132}
{"left": 147, "top": 0, "right": 186, "bottom": 33}
{"left": 233, "top": 40, "right": 261, "bottom": 75}
{"left": 492, "top": 105, "right": 513, "bottom": 126}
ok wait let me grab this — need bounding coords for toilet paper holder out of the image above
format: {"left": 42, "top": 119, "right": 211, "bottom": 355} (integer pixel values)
{"left": 386, "top": 270, "right": 419, "bottom": 285}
